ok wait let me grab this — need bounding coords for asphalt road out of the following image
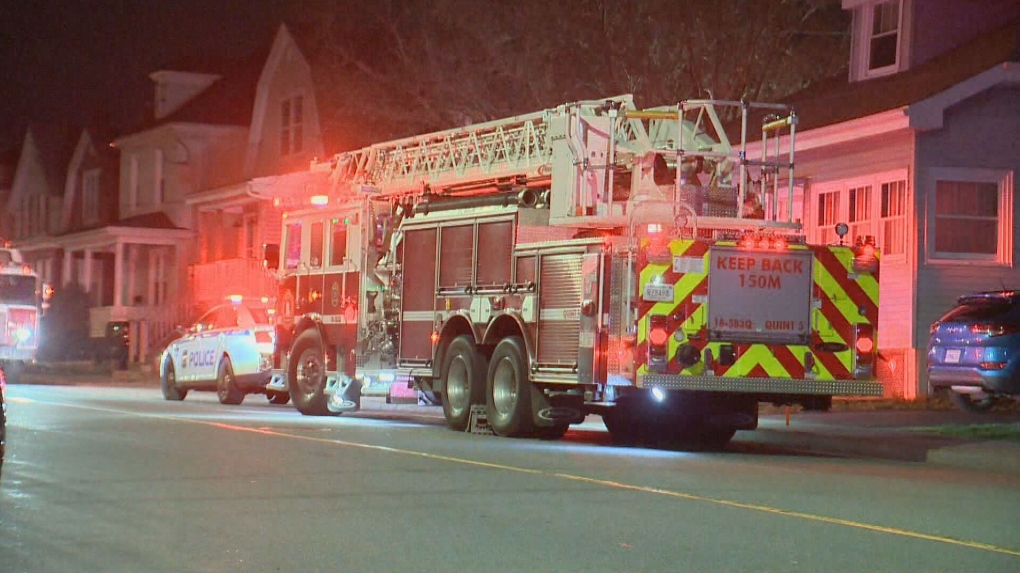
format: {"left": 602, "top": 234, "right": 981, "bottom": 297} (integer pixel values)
{"left": 2, "top": 385, "right": 1019, "bottom": 573}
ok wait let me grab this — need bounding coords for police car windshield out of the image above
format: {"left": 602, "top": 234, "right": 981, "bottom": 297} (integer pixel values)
{"left": 0, "top": 275, "right": 36, "bottom": 305}
{"left": 247, "top": 307, "right": 271, "bottom": 325}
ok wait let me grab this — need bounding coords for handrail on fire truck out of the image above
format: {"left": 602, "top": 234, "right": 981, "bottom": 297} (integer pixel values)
{"left": 321, "top": 96, "right": 798, "bottom": 234}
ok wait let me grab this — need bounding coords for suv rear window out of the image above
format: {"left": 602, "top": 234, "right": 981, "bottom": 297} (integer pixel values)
{"left": 941, "top": 297, "right": 1018, "bottom": 323}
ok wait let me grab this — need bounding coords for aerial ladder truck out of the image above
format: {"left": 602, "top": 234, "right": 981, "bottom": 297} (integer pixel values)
{"left": 265, "top": 95, "right": 882, "bottom": 445}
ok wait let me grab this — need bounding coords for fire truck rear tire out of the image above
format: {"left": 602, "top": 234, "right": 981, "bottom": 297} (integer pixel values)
{"left": 289, "top": 331, "right": 331, "bottom": 416}
{"left": 601, "top": 409, "right": 643, "bottom": 444}
{"left": 441, "top": 335, "right": 487, "bottom": 431}
{"left": 486, "top": 336, "right": 534, "bottom": 437}
{"left": 160, "top": 358, "right": 187, "bottom": 401}
{"left": 216, "top": 358, "right": 244, "bottom": 405}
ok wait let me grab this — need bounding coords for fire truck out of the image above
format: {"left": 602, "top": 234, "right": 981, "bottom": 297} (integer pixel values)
{"left": 266, "top": 95, "right": 881, "bottom": 445}
{"left": 0, "top": 246, "right": 43, "bottom": 383}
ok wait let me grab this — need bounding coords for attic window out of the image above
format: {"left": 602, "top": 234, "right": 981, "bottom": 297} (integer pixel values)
{"left": 867, "top": 1, "right": 899, "bottom": 73}
{"left": 281, "top": 95, "right": 304, "bottom": 156}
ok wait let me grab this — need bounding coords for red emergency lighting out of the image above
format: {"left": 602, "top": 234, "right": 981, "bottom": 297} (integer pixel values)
{"left": 648, "top": 326, "right": 669, "bottom": 346}
{"left": 855, "top": 336, "right": 874, "bottom": 354}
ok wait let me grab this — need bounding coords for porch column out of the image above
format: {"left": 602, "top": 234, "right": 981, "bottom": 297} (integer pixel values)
{"left": 113, "top": 241, "right": 124, "bottom": 307}
{"left": 62, "top": 248, "right": 73, "bottom": 287}
{"left": 83, "top": 248, "right": 94, "bottom": 301}
{"left": 127, "top": 244, "right": 139, "bottom": 305}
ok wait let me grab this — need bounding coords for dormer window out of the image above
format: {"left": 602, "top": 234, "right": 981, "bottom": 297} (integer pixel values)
{"left": 849, "top": 0, "right": 903, "bottom": 81}
{"left": 868, "top": 1, "right": 899, "bottom": 71}
{"left": 281, "top": 95, "right": 304, "bottom": 156}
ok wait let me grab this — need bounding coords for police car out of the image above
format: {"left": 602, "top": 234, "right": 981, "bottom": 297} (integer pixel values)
{"left": 159, "top": 297, "right": 276, "bottom": 405}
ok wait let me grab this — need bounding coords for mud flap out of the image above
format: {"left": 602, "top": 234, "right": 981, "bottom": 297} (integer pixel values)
{"left": 328, "top": 376, "right": 363, "bottom": 413}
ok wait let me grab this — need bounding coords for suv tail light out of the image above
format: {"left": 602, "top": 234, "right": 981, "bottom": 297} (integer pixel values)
{"left": 969, "top": 323, "right": 1020, "bottom": 337}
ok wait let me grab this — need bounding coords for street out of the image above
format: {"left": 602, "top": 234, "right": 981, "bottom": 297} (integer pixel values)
{"left": 1, "top": 384, "right": 1018, "bottom": 573}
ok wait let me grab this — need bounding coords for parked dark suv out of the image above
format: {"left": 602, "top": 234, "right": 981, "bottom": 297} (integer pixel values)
{"left": 928, "top": 290, "right": 1020, "bottom": 412}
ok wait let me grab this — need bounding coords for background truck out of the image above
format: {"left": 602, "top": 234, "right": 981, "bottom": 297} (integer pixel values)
{"left": 265, "top": 95, "right": 881, "bottom": 446}
{"left": 0, "top": 246, "right": 43, "bottom": 382}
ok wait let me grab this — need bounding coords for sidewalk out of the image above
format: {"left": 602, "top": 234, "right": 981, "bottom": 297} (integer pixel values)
{"left": 12, "top": 365, "right": 1020, "bottom": 473}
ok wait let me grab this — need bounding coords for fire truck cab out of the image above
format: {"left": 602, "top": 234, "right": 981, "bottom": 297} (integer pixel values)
{"left": 267, "top": 96, "right": 882, "bottom": 446}
{"left": 0, "top": 246, "right": 43, "bottom": 382}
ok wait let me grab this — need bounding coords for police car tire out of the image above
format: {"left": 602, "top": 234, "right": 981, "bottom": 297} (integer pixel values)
{"left": 949, "top": 391, "right": 997, "bottom": 413}
{"left": 485, "top": 336, "right": 534, "bottom": 437}
{"left": 161, "top": 358, "right": 187, "bottom": 401}
{"left": 288, "top": 331, "right": 331, "bottom": 416}
{"left": 440, "top": 335, "right": 487, "bottom": 431}
{"left": 216, "top": 358, "right": 244, "bottom": 405}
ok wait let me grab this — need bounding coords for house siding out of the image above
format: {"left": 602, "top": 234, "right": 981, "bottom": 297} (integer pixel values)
{"left": 911, "top": 1, "right": 1020, "bottom": 68}
{"left": 797, "top": 130, "right": 917, "bottom": 396}
{"left": 914, "top": 86, "right": 1020, "bottom": 393}
{"left": 252, "top": 42, "right": 324, "bottom": 178}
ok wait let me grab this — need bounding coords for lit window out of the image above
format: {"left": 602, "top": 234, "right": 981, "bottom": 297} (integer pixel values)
{"left": 880, "top": 180, "right": 906, "bottom": 256}
{"left": 848, "top": 185, "right": 873, "bottom": 243}
{"left": 816, "top": 191, "right": 840, "bottom": 245}
{"left": 83, "top": 169, "right": 101, "bottom": 224}
{"left": 929, "top": 169, "right": 1013, "bottom": 264}
{"left": 281, "top": 95, "right": 304, "bottom": 156}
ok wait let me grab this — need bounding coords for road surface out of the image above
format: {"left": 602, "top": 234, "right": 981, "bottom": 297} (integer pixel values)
{"left": 1, "top": 385, "right": 1018, "bottom": 572}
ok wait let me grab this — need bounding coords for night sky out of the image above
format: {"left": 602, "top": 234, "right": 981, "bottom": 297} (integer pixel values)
{"left": 0, "top": 0, "right": 308, "bottom": 151}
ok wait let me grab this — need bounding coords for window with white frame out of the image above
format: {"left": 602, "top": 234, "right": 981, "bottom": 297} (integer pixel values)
{"left": 811, "top": 171, "right": 908, "bottom": 255}
{"left": 155, "top": 148, "right": 164, "bottom": 205}
{"left": 281, "top": 95, "right": 304, "bottom": 156}
{"left": 129, "top": 154, "right": 139, "bottom": 210}
{"left": 28, "top": 194, "right": 46, "bottom": 236}
{"left": 929, "top": 168, "right": 1014, "bottom": 264}
{"left": 852, "top": 0, "right": 902, "bottom": 80}
{"left": 816, "top": 190, "right": 840, "bottom": 245}
{"left": 848, "top": 185, "right": 873, "bottom": 242}
{"left": 83, "top": 169, "right": 101, "bottom": 224}
{"left": 880, "top": 180, "right": 906, "bottom": 256}
{"left": 868, "top": 1, "right": 899, "bottom": 71}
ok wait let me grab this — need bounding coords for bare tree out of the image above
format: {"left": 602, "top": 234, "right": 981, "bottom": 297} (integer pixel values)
{"left": 301, "top": 0, "right": 848, "bottom": 149}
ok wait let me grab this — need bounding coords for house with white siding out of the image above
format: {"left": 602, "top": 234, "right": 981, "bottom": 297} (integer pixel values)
{"left": 4, "top": 23, "right": 335, "bottom": 365}
{"left": 783, "top": 0, "right": 1020, "bottom": 398}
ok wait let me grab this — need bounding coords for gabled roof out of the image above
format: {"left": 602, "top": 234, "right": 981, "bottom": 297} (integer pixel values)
{"left": 785, "top": 17, "right": 1020, "bottom": 132}
{"left": 120, "top": 40, "right": 273, "bottom": 137}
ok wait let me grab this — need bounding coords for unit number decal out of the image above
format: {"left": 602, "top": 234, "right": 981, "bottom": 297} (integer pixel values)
{"left": 643, "top": 283, "right": 674, "bottom": 302}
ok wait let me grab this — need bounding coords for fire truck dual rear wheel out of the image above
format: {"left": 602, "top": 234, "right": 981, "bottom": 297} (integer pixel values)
{"left": 289, "top": 330, "right": 331, "bottom": 416}
{"left": 161, "top": 357, "right": 187, "bottom": 401}
{"left": 216, "top": 357, "right": 244, "bottom": 405}
{"left": 441, "top": 335, "right": 487, "bottom": 431}
{"left": 486, "top": 336, "right": 534, "bottom": 437}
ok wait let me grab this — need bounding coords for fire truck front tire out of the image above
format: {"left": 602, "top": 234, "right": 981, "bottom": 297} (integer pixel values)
{"left": 289, "top": 331, "right": 332, "bottom": 416}
{"left": 441, "top": 335, "right": 487, "bottom": 431}
{"left": 161, "top": 358, "right": 187, "bottom": 401}
{"left": 486, "top": 336, "right": 534, "bottom": 437}
{"left": 216, "top": 358, "right": 245, "bottom": 405}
